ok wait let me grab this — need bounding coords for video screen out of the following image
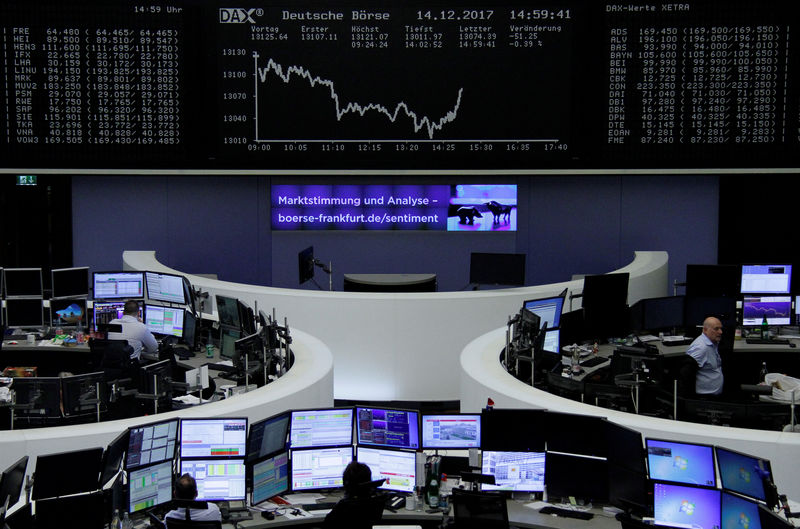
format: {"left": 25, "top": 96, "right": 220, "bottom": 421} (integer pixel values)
{"left": 290, "top": 408, "right": 353, "bottom": 449}
{"left": 251, "top": 452, "right": 290, "bottom": 505}
{"left": 653, "top": 483, "right": 720, "bottom": 529}
{"left": 51, "top": 267, "right": 89, "bottom": 299}
{"left": 180, "top": 459, "right": 246, "bottom": 501}
{"left": 481, "top": 451, "right": 545, "bottom": 492}
{"left": 3, "top": 268, "right": 42, "bottom": 298}
{"left": 722, "top": 491, "right": 762, "bottom": 529}
{"left": 646, "top": 439, "right": 716, "bottom": 487}
{"left": 543, "top": 329, "right": 560, "bottom": 353}
{"left": 4, "top": 298, "right": 43, "bottom": 328}
{"left": 741, "top": 265, "right": 792, "bottom": 295}
{"left": 145, "top": 272, "right": 186, "bottom": 304}
{"left": 50, "top": 298, "right": 87, "bottom": 327}
{"left": 93, "top": 271, "right": 144, "bottom": 299}
{"left": 291, "top": 446, "right": 353, "bottom": 491}
{"left": 248, "top": 413, "right": 290, "bottom": 462}
{"left": 357, "top": 447, "right": 416, "bottom": 494}
{"left": 126, "top": 419, "right": 178, "bottom": 470}
{"left": 356, "top": 407, "right": 419, "bottom": 450}
{"left": 716, "top": 447, "right": 771, "bottom": 502}
{"left": 180, "top": 418, "right": 248, "bottom": 459}
{"left": 144, "top": 304, "right": 185, "bottom": 337}
{"left": 741, "top": 296, "right": 792, "bottom": 326}
{"left": 128, "top": 460, "right": 173, "bottom": 513}
{"left": 523, "top": 296, "right": 565, "bottom": 329}
{"left": 420, "top": 414, "right": 481, "bottom": 449}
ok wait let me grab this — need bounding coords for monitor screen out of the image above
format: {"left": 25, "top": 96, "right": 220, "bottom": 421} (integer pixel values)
{"left": 32, "top": 447, "right": 104, "bottom": 500}
{"left": 604, "top": 421, "right": 646, "bottom": 474}
{"left": 93, "top": 271, "right": 144, "bottom": 299}
{"left": 2, "top": 268, "right": 42, "bottom": 298}
{"left": 469, "top": 252, "right": 526, "bottom": 286}
{"left": 357, "top": 447, "right": 416, "bottom": 494}
{"left": 653, "top": 482, "right": 721, "bottom": 529}
{"left": 248, "top": 413, "right": 290, "bottom": 463}
{"left": 128, "top": 460, "right": 174, "bottom": 513}
{"left": 542, "top": 329, "right": 560, "bottom": 353}
{"left": 216, "top": 295, "right": 240, "bottom": 329}
{"left": 100, "top": 430, "right": 128, "bottom": 488}
{"left": 7, "top": 377, "right": 61, "bottom": 419}
{"left": 742, "top": 296, "right": 793, "bottom": 326}
{"left": 298, "top": 246, "right": 315, "bottom": 285}
{"left": 523, "top": 295, "right": 565, "bottom": 329}
{"left": 183, "top": 309, "right": 197, "bottom": 348}
{"left": 180, "top": 417, "right": 248, "bottom": 459}
{"left": 145, "top": 271, "right": 186, "bottom": 304}
{"left": 92, "top": 301, "right": 140, "bottom": 330}
{"left": 126, "top": 418, "right": 179, "bottom": 470}
{"left": 251, "top": 451, "right": 290, "bottom": 505}
{"left": 480, "top": 408, "right": 546, "bottom": 452}
{"left": 220, "top": 327, "right": 241, "bottom": 359}
{"left": 582, "top": 273, "right": 630, "bottom": 337}
{"left": 545, "top": 412, "right": 608, "bottom": 458}
{"left": 36, "top": 492, "right": 104, "bottom": 528}
{"left": 646, "top": 439, "right": 716, "bottom": 487}
{"left": 685, "top": 264, "right": 741, "bottom": 298}
{"left": 290, "top": 408, "right": 354, "bottom": 449}
{"left": 180, "top": 459, "right": 246, "bottom": 501}
{"left": 50, "top": 298, "right": 87, "bottom": 327}
{"left": 0, "top": 456, "right": 28, "bottom": 508}
{"left": 716, "top": 446, "right": 772, "bottom": 502}
{"left": 741, "top": 265, "right": 792, "bottom": 295}
{"left": 629, "top": 295, "right": 686, "bottom": 332}
{"left": 290, "top": 446, "right": 353, "bottom": 492}
{"left": 481, "top": 451, "right": 545, "bottom": 492}
{"left": 144, "top": 304, "right": 185, "bottom": 337}
{"left": 722, "top": 491, "right": 763, "bottom": 529}
{"left": 544, "top": 453, "right": 609, "bottom": 502}
{"left": 61, "top": 371, "right": 105, "bottom": 417}
{"left": 51, "top": 267, "right": 89, "bottom": 299}
{"left": 4, "top": 298, "right": 43, "bottom": 328}
{"left": 356, "top": 407, "right": 419, "bottom": 450}
{"left": 420, "top": 413, "right": 481, "bottom": 450}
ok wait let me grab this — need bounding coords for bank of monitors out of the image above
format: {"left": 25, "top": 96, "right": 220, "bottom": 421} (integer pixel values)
{"left": 545, "top": 412, "right": 608, "bottom": 458}
{"left": 144, "top": 304, "right": 185, "bottom": 337}
{"left": 2, "top": 268, "right": 42, "bottom": 298}
{"left": 126, "top": 418, "right": 179, "bottom": 470}
{"left": 51, "top": 267, "right": 89, "bottom": 299}
{"left": 420, "top": 413, "right": 481, "bottom": 450}
{"left": 523, "top": 295, "right": 565, "bottom": 329}
{"left": 646, "top": 439, "right": 716, "bottom": 488}
{"left": 356, "top": 406, "right": 419, "bottom": 450}
{"left": 481, "top": 451, "right": 545, "bottom": 492}
{"left": 4, "top": 298, "right": 43, "bottom": 328}
{"left": 251, "top": 451, "right": 290, "bottom": 505}
{"left": 715, "top": 447, "right": 773, "bottom": 503}
{"left": 179, "top": 459, "right": 246, "bottom": 501}
{"left": 653, "top": 482, "right": 720, "bottom": 529}
{"left": 93, "top": 271, "right": 144, "bottom": 299}
{"left": 357, "top": 447, "right": 416, "bottom": 494}
{"left": 290, "top": 446, "right": 353, "bottom": 492}
{"left": 741, "top": 296, "right": 793, "bottom": 326}
{"left": 741, "top": 265, "right": 792, "bottom": 295}
{"left": 32, "top": 447, "right": 104, "bottom": 500}
{"left": 180, "top": 417, "right": 248, "bottom": 459}
{"left": 145, "top": 271, "right": 186, "bottom": 304}
{"left": 129, "top": 459, "right": 174, "bottom": 513}
{"left": 248, "top": 413, "right": 290, "bottom": 464}
{"left": 289, "top": 408, "right": 354, "bottom": 449}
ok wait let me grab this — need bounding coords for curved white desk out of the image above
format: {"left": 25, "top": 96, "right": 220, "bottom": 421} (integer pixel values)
{"left": 123, "top": 250, "right": 669, "bottom": 401}
{"left": 459, "top": 327, "right": 800, "bottom": 500}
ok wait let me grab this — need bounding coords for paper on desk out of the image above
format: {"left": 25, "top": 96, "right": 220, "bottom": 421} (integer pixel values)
{"left": 523, "top": 501, "right": 550, "bottom": 510}
{"left": 662, "top": 335, "right": 688, "bottom": 342}
{"left": 283, "top": 509, "right": 314, "bottom": 519}
{"left": 283, "top": 493, "right": 325, "bottom": 504}
{"left": 172, "top": 394, "right": 208, "bottom": 405}
{"left": 214, "top": 360, "right": 234, "bottom": 366}
{"left": 638, "top": 335, "right": 660, "bottom": 342}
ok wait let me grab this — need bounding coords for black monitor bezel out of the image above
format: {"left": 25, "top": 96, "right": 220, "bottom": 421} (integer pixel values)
{"left": 2, "top": 268, "right": 43, "bottom": 298}
{"left": 4, "top": 298, "right": 44, "bottom": 328}
{"left": 32, "top": 447, "right": 104, "bottom": 500}
{"left": 179, "top": 416, "right": 249, "bottom": 461}
{"left": 249, "top": 450, "right": 290, "bottom": 506}
{"left": 715, "top": 445, "right": 773, "bottom": 503}
{"left": 143, "top": 303, "right": 186, "bottom": 338}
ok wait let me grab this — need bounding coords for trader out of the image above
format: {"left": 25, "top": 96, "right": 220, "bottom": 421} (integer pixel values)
{"left": 108, "top": 300, "right": 158, "bottom": 362}
{"left": 165, "top": 474, "right": 222, "bottom": 522}
{"left": 324, "top": 462, "right": 384, "bottom": 529}
{"left": 685, "top": 316, "right": 724, "bottom": 396}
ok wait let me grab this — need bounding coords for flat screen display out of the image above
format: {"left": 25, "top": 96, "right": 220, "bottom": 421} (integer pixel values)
{"left": 248, "top": 413, "right": 290, "bottom": 463}
{"left": 653, "top": 482, "right": 720, "bottom": 529}
{"left": 2, "top": 268, "right": 42, "bottom": 298}
{"left": 251, "top": 451, "right": 290, "bottom": 505}
{"left": 646, "top": 439, "right": 716, "bottom": 487}
{"left": 93, "top": 271, "right": 144, "bottom": 299}
{"left": 420, "top": 414, "right": 481, "bottom": 449}
{"left": 357, "top": 447, "right": 416, "bottom": 494}
{"left": 543, "top": 329, "right": 560, "bottom": 353}
{"left": 356, "top": 407, "right": 419, "bottom": 450}
{"left": 216, "top": 295, "right": 240, "bottom": 329}
{"left": 722, "top": 491, "right": 762, "bottom": 529}
{"left": 145, "top": 271, "right": 187, "bottom": 304}
{"left": 126, "top": 419, "right": 179, "bottom": 470}
{"left": 716, "top": 447, "right": 771, "bottom": 502}
{"left": 32, "top": 448, "right": 104, "bottom": 500}
{"left": 144, "top": 304, "right": 185, "bottom": 337}
{"left": 544, "top": 452, "right": 609, "bottom": 502}
{"left": 128, "top": 460, "right": 174, "bottom": 513}
{"left": 180, "top": 459, "right": 246, "bottom": 501}
{"left": 51, "top": 267, "right": 90, "bottom": 299}
{"left": 290, "top": 408, "right": 354, "bottom": 449}
{"left": 50, "top": 298, "right": 86, "bottom": 327}
{"left": 481, "top": 451, "right": 545, "bottom": 492}
{"left": 4, "top": 298, "right": 43, "bottom": 328}
{"left": 741, "top": 265, "right": 792, "bottom": 295}
{"left": 180, "top": 418, "right": 248, "bottom": 459}
{"left": 523, "top": 296, "right": 565, "bottom": 329}
{"left": 741, "top": 296, "right": 792, "bottom": 326}
{"left": 469, "top": 252, "right": 525, "bottom": 286}
{"left": 290, "top": 446, "right": 353, "bottom": 491}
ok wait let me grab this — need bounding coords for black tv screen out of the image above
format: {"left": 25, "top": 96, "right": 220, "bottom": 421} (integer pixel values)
{"left": 469, "top": 252, "right": 525, "bottom": 286}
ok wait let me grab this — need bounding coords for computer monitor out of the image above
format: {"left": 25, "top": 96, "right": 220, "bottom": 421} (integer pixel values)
{"left": 685, "top": 264, "right": 741, "bottom": 298}
{"left": 357, "top": 446, "right": 416, "bottom": 494}
{"left": 742, "top": 296, "right": 793, "bottom": 326}
{"left": 36, "top": 491, "right": 105, "bottom": 528}
{"left": 356, "top": 406, "right": 419, "bottom": 450}
{"left": 544, "top": 412, "right": 608, "bottom": 458}
{"left": 289, "top": 408, "right": 354, "bottom": 449}
{"left": 715, "top": 446, "right": 773, "bottom": 503}
{"left": 544, "top": 452, "right": 608, "bottom": 503}
{"left": 542, "top": 329, "right": 560, "bottom": 353}
{"left": 216, "top": 295, "right": 240, "bottom": 329}
{"left": 126, "top": 418, "right": 179, "bottom": 470}
{"left": 180, "top": 459, "right": 246, "bottom": 501}
{"left": 183, "top": 309, "right": 197, "bottom": 349}
{"left": 2, "top": 268, "right": 42, "bottom": 298}
{"left": 608, "top": 463, "right": 652, "bottom": 516}
{"left": 238, "top": 300, "right": 256, "bottom": 335}
{"left": 480, "top": 408, "right": 546, "bottom": 452}
{"left": 480, "top": 451, "right": 545, "bottom": 492}
{"left": 50, "top": 298, "right": 87, "bottom": 327}
{"left": 290, "top": 446, "right": 353, "bottom": 491}
{"left": 180, "top": 417, "right": 248, "bottom": 459}
{"left": 684, "top": 296, "right": 737, "bottom": 331}
{"left": 61, "top": 371, "right": 105, "bottom": 417}
{"left": 128, "top": 459, "right": 174, "bottom": 513}
{"left": 32, "top": 447, "right": 104, "bottom": 500}
{"left": 653, "top": 482, "right": 720, "bottom": 529}
{"left": 469, "top": 252, "right": 526, "bottom": 286}
{"left": 92, "top": 301, "right": 142, "bottom": 331}
{"left": 145, "top": 271, "right": 186, "bottom": 304}
{"left": 92, "top": 271, "right": 144, "bottom": 299}
{"left": 99, "top": 430, "right": 128, "bottom": 488}
{"left": 298, "top": 246, "right": 315, "bottom": 285}
{"left": 722, "top": 491, "right": 763, "bottom": 529}
{"left": 629, "top": 296, "right": 686, "bottom": 332}
{"left": 420, "top": 413, "right": 481, "bottom": 450}
{"left": 51, "top": 267, "right": 90, "bottom": 299}
{"left": 4, "top": 298, "right": 43, "bottom": 328}
{"left": 219, "top": 327, "right": 241, "bottom": 359}
{"left": 582, "top": 272, "right": 630, "bottom": 338}
{"left": 646, "top": 438, "right": 716, "bottom": 487}
{"left": 523, "top": 295, "right": 565, "bottom": 329}
{"left": 0, "top": 456, "right": 28, "bottom": 508}
{"left": 604, "top": 421, "right": 646, "bottom": 474}
{"left": 251, "top": 451, "right": 290, "bottom": 505}
{"left": 248, "top": 412, "right": 290, "bottom": 463}
{"left": 741, "top": 264, "right": 792, "bottom": 295}
{"left": 9, "top": 377, "right": 61, "bottom": 420}
{"left": 144, "top": 304, "right": 185, "bottom": 337}
{"left": 138, "top": 359, "right": 173, "bottom": 400}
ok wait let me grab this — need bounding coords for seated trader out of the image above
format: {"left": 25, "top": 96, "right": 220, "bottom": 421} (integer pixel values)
{"left": 324, "top": 462, "right": 384, "bottom": 529}
{"left": 165, "top": 474, "right": 222, "bottom": 522}
{"left": 685, "top": 316, "right": 724, "bottom": 397}
{"left": 108, "top": 300, "right": 158, "bottom": 363}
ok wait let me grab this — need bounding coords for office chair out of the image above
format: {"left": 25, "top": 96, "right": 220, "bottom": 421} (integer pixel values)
{"left": 90, "top": 338, "right": 136, "bottom": 381}
{"left": 164, "top": 500, "right": 223, "bottom": 529}
{"left": 451, "top": 488, "right": 509, "bottom": 529}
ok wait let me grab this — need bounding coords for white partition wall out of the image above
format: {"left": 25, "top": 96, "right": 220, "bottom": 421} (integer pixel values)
{"left": 124, "top": 250, "right": 669, "bottom": 401}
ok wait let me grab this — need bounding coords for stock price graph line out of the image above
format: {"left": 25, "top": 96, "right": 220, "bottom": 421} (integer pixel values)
{"left": 252, "top": 52, "right": 464, "bottom": 140}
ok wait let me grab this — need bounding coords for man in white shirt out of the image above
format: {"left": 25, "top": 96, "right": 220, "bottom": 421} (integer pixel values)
{"left": 685, "top": 316, "right": 724, "bottom": 396}
{"left": 165, "top": 474, "right": 222, "bottom": 522}
{"left": 108, "top": 300, "right": 158, "bottom": 362}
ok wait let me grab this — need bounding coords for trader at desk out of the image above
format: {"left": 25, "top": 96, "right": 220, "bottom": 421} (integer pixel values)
{"left": 323, "top": 462, "right": 384, "bottom": 529}
{"left": 685, "top": 316, "right": 724, "bottom": 397}
{"left": 108, "top": 300, "right": 158, "bottom": 363}
{"left": 165, "top": 474, "right": 223, "bottom": 522}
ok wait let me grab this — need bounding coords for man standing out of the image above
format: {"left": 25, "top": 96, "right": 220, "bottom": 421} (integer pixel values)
{"left": 685, "top": 316, "right": 724, "bottom": 396}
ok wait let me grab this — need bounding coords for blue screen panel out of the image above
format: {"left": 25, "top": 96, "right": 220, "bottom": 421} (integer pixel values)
{"left": 722, "top": 492, "right": 762, "bottom": 529}
{"left": 647, "top": 439, "right": 716, "bottom": 487}
{"left": 654, "top": 483, "right": 720, "bottom": 529}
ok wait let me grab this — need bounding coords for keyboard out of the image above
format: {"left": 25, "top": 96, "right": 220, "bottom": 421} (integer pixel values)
{"left": 539, "top": 506, "right": 594, "bottom": 520}
{"left": 746, "top": 338, "right": 790, "bottom": 345}
{"left": 661, "top": 339, "right": 692, "bottom": 346}
{"left": 225, "top": 511, "right": 253, "bottom": 522}
{"left": 300, "top": 502, "right": 338, "bottom": 511}
{"left": 580, "top": 356, "right": 608, "bottom": 368}
{"left": 207, "top": 362, "right": 237, "bottom": 373}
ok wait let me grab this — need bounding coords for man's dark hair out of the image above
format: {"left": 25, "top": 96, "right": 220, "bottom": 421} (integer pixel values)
{"left": 123, "top": 300, "right": 141, "bottom": 316}
{"left": 342, "top": 461, "right": 372, "bottom": 498}
{"left": 174, "top": 473, "right": 198, "bottom": 500}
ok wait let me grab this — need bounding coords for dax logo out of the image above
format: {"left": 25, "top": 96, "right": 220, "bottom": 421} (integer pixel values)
{"left": 219, "top": 8, "right": 261, "bottom": 23}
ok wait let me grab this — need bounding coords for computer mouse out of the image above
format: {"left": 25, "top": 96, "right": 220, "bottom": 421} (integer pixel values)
{"left": 261, "top": 511, "right": 275, "bottom": 520}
